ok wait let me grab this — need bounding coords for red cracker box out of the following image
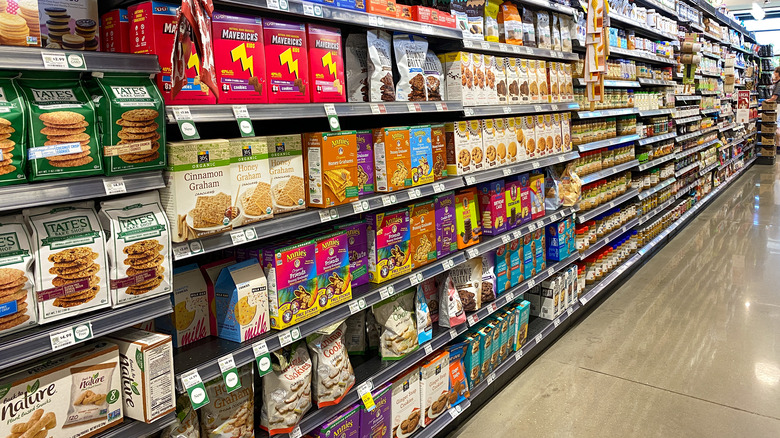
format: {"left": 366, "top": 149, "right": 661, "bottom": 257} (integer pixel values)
{"left": 437, "top": 11, "right": 457, "bottom": 28}
{"left": 128, "top": 1, "right": 215, "bottom": 105}
{"left": 263, "top": 18, "right": 310, "bottom": 104}
{"left": 212, "top": 11, "right": 267, "bottom": 104}
{"left": 101, "top": 9, "right": 130, "bottom": 53}
{"left": 411, "top": 6, "right": 437, "bottom": 24}
{"left": 306, "top": 24, "right": 345, "bottom": 103}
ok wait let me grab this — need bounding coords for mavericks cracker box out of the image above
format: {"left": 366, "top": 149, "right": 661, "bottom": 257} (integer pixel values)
{"left": 306, "top": 24, "right": 345, "bottom": 103}
{"left": 263, "top": 18, "right": 310, "bottom": 104}
{"left": 212, "top": 12, "right": 267, "bottom": 104}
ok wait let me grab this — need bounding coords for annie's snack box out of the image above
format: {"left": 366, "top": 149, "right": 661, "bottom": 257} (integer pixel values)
{"left": 155, "top": 263, "right": 210, "bottom": 348}
{"left": 215, "top": 259, "right": 270, "bottom": 342}
{"left": 366, "top": 208, "right": 411, "bottom": 283}
{"left": 434, "top": 191, "right": 456, "bottom": 258}
{"left": 306, "top": 24, "right": 345, "bottom": 103}
{"left": 262, "top": 239, "right": 319, "bottom": 329}
{"left": 303, "top": 131, "right": 359, "bottom": 208}
{"left": 359, "top": 382, "right": 390, "bottom": 438}
{"left": 409, "top": 125, "right": 433, "bottom": 187}
{"left": 336, "top": 221, "right": 369, "bottom": 287}
{"left": 409, "top": 200, "right": 436, "bottom": 270}
{"left": 212, "top": 12, "right": 267, "bottom": 104}
{"left": 107, "top": 328, "right": 175, "bottom": 423}
{"left": 101, "top": 9, "right": 130, "bottom": 53}
{"left": 356, "top": 130, "right": 374, "bottom": 196}
{"left": 314, "top": 231, "right": 352, "bottom": 310}
{"left": 373, "top": 126, "right": 412, "bottom": 192}
{"left": 0, "top": 341, "right": 122, "bottom": 438}
{"left": 307, "top": 404, "right": 360, "bottom": 438}
{"left": 263, "top": 18, "right": 310, "bottom": 104}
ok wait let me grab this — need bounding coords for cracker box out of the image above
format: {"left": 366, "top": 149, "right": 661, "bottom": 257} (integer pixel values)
{"left": 409, "top": 200, "right": 436, "bottom": 270}
{"left": 201, "top": 257, "right": 235, "bottom": 339}
{"left": 366, "top": 208, "right": 411, "bottom": 283}
{"left": 0, "top": 75, "right": 27, "bottom": 186}
{"left": 409, "top": 125, "right": 434, "bottom": 187}
{"left": 494, "top": 245, "right": 510, "bottom": 296}
{"left": 336, "top": 221, "right": 369, "bottom": 287}
{"left": 98, "top": 191, "right": 172, "bottom": 307}
{"left": 359, "top": 382, "right": 391, "bottom": 438}
{"left": 508, "top": 237, "right": 522, "bottom": 286}
{"left": 420, "top": 350, "right": 450, "bottom": 427}
{"left": 459, "top": 333, "right": 481, "bottom": 388}
{"left": 367, "top": 0, "right": 397, "bottom": 18}
{"left": 442, "top": 52, "right": 475, "bottom": 106}
{"left": 107, "top": 328, "right": 175, "bottom": 423}
{"left": 0, "top": 214, "right": 36, "bottom": 336}
{"left": 162, "top": 139, "right": 232, "bottom": 243}
{"left": 88, "top": 72, "right": 167, "bottom": 175}
{"left": 262, "top": 239, "right": 318, "bottom": 329}
{"left": 314, "top": 231, "right": 352, "bottom": 310}
{"left": 356, "top": 130, "right": 374, "bottom": 196}
{"left": 336, "top": 0, "right": 366, "bottom": 11}
{"left": 0, "top": 341, "right": 122, "bottom": 438}
{"left": 129, "top": 2, "right": 214, "bottom": 105}
{"left": 212, "top": 12, "right": 267, "bottom": 104}
{"left": 391, "top": 367, "right": 422, "bottom": 438}
{"left": 504, "top": 116, "right": 521, "bottom": 163}
{"left": 38, "top": 0, "right": 99, "bottom": 50}
{"left": 308, "top": 404, "right": 360, "bottom": 438}
{"left": 307, "top": 24, "right": 345, "bottom": 103}
{"left": 304, "top": 131, "right": 359, "bottom": 208}
{"left": 0, "top": 0, "right": 40, "bottom": 47}
{"left": 434, "top": 191, "right": 457, "bottom": 258}
{"left": 229, "top": 137, "right": 273, "bottom": 226}
{"left": 266, "top": 134, "right": 305, "bottom": 214}
{"left": 477, "top": 180, "right": 507, "bottom": 236}
{"left": 373, "top": 126, "right": 412, "bottom": 192}
{"left": 215, "top": 258, "right": 270, "bottom": 342}
{"left": 548, "top": 62, "right": 560, "bottom": 103}
{"left": 485, "top": 55, "right": 501, "bottom": 104}
{"left": 546, "top": 220, "right": 568, "bottom": 261}
{"left": 481, "top": 118, "right": 497, "bottom": 169}
{"left": 455, "top": 188, "right": 481, "bottom": 249}
{"left": 431, "top": 124, "right": 447, "bottom": 180}
{"left": 101, "top": 9, "right": 130, "bottom": 53}
{"left": 529, "top": 172, "right": 545, "bottom": 219}
{"left": 155, "top": 263, "right": 210, "bottom": 347}
{"left": 263, "top": 18, "right": 310, "bottom": 104}
{"left": 24, "top": 202, "right": 110, "bottom": 323}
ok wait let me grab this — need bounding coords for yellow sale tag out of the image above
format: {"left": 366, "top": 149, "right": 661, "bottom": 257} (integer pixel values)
{"left": 360, "top": 391, "right": 376, "bottom": 412}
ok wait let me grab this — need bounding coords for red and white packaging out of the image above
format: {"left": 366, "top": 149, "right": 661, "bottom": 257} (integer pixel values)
{"left": 212, "top": 11, "right": 267, "bottom": 104}
{"left": 263, "top": 18, "right": 310, "bottom": 104}
{"left": 306, "top": 24, "right": 345, "bottom": 103}
{"left": 101, "top": 9, "right": 130, "bottom": 53}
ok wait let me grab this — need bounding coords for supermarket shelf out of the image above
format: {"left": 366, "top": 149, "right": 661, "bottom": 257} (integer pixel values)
{"left": 575, "top": 134, "right": 640, "bottom": 152}
{"left": 676, "top": 130, "right": 704, "bottom": 142}
{"left": 699, "top": 162, "right": 718, "bottom": 175}
{"left": 675, "top": 94, "right": 702, "bottom": 101}
{"left": 463, "top": 39, "right": 578, "bottom": 61}
{"left": 608, "top": 13, "right": 676, "bottom": 40}
{"left": 95, "top": 414, "right": 176, "bottom": 438}
{"left": 675, "top": 180, "right": 699, "bottom": 199}
{"left": 575, "top": 189, "right": 639, "bottom": 223}
{"left": 637, "top": 196, "right": 677, "bottom": 226}
{"left": 580, "top": 217, "right": 640, "bottom": 260}
{"left": 637, "top": 153, "right": 676, "bottom": 171}
{"left": 463, "top": 102, "right": 579, "bottom": 118}
{"left": 637, "top": 132, "right": 675, "bottom": 146}
{"left": 573, "top": 78, "right": 640, "bottom": 88}
{"left": 696, "top": 90, "right": 720, "bottom": 96}
{"left": 608, "top": 46, "right": 677, "bottom": 65}
{"left": 675, "top": 139, "right": 719, "bottom": 159}
{"left": 579, "top": 160, "right": 640, "bottom": 184}
{"left": 415, "top": 399, "right": 473, "bottom": 438}
{"left": 637, "top": 177, "right": 676, "bottom": 200}
{"left": 0, "top": 46, "right": 160, "bottom": 72}
{"left": 700, "top": 108, "right": 721, "bottom": 115}
{"left": 719, "top": 152, "right": 744, "bottom": 170}
{"left": 698, "top": 71, "right": 722, "bottom": 78}
{"left": 674, "top": 162, "right": 700, "bottom": 177}
{"left": 702, "top": 52, "right": 721, "bottom": 60}
{"left": 637, "top": 78, "right": 677, "bottom": 87}
{"left": 676, "top": 115, "right": 702, "bottom": 124}
{"left": 515, "top": 0, "right": 576, "bottom": 15}
{"left": 719, "top": 123, "right": 737, "bottom": 131}
{"left": 165, "top": 101, "right": 463, "bottom": 123}
{"left": 637, "top": 108, "right": 675, "bottom": 117}
{"left": 575, "top": 107, "right": 640, "bottom": 118}
{"left": 0, "top": 294, "right": 172, "bottom": 372}
{"left": 464, "top": 151, "right": 580, "bottom": 186}
{"left": 0, "top": 171, "right": 165, "bottom": 213}
{"left": 633, "top": 0, "right": 678, "bottom": 18}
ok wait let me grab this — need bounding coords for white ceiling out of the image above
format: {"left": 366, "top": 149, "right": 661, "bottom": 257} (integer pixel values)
{"left": 724, "top": 0, "right": 764, "bottom": 12}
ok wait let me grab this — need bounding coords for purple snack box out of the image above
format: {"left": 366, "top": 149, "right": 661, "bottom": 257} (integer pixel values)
{"left": 477, "top": 180, "right": 507, "bottom": 236}
{"left": 308, "top": 404, "right": 361, "bottom": 438}
{"left": 434, "top": 191, "right": 457, "bottom": 259}
{"left": 359, "top": 382, "right": 391, "bottom": 438}
{"left": 336, "top": 221, "right": 369, "bottom": 287}
{"left": 357, "top": 130, "right": 375, "bottom": 196}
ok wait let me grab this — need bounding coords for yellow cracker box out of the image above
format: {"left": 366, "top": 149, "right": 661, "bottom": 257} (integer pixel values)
{"left": 215, "top": 258, "right": 270, "bottom": 342}
{"left": 0, "top": 0, "right": 40, "bottom": 47}
{"left": 266, "top": 134, "right": 305, "bottom": 214}
{"left": 107, "top": 328, "right": 175, "bottom": 423}
{"left": 229, "top": 137, "right": 274, "bottom": 226}
{"left": 373, "top": 126, "right": 412, "bottom": 192}
{"left": 162, "top": 139, "right": 232, "bottom": 243}
{"left": 0, "top": 341, "right": 122, "bottom": 438}
{"left": 154, "top": 263, "right": 210, "bottom": 347}
{"left": 303, "top": 131, "right": 359, "bottom": 208}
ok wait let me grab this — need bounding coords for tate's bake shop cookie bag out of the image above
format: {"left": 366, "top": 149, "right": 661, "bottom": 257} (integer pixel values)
{"left": 0, "top": 73, "right": 27, "bottom": 187}
{"left": 0, "top": 341, "right": 123, "bottom": 438}
{"left": 0, "top": 214, "right": 36, "bottom": 336}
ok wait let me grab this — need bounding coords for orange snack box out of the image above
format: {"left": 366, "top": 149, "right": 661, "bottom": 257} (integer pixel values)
{"left": 373, "top": 126, "right": 412, "bottom": 192}
{"left": 367, "top": 0, "right": 398, "bottom": 17}
{"left": 303, "top": 131, "right": 359, "bottom": 208}
{"left": 409, "top": 200, "right": 437, "bottom": 269}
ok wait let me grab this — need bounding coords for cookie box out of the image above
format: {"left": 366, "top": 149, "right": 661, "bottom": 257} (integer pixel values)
{"left": 533, "top": 227, "right": 546, "bottom": 272}
{"left": 522, "top": 233, "right": 536, "bottom": 279}
{"left": 433, "top": 191, "right": 457, "bottom": 258}
{"left": 263, "top": 18, "right": 310, "bottom": 104}
{"left": 508, "top": 237, "right": 523, "bottom": 287}
{"left": 494, "top": 245, "right": 510, "bottom": 296}
{"left": 420, "top": 350, "right": 450, "bottom": 427}
{"left": 155, "top": 263, "right": 210, "bottom": 347}
{"left": 477, "top": 180, "right": 507, "bottom": 236}
{"left": 336, "top": 221, "right": 369, "bottom": 287}
{"left": 215, "top": 259, "right": 269, "bottom": 342}
{"left": 545, "top": 220, "right": 569, "bottom": 261}
{"left": 391, "top": 366, "right": 421, "bottom": 438}
{"left": 262, "top": 239, "right": 319, "bottom": 329}
{"left": 373, "top": 126, "right": 412, "bottom": 192}
{"left": 303, "top": 131, "right": 359, "bottom": 208}
{"left": 481, "top": 119, "right": 498, "bottom": 169}
{"left": 359, "top": 382, "right": 391, "bottom": 438}
{"left": 505, "top": 178, "right": 531, "bottom": 229}
{"left": 444, "top": 121, "right": 472, "bottom": 176}
{"left": 366, "top": 208, "right": 411, "bottom": 283}
{"left": 212, "top": 12, "right": 267, "bottom": 104}
{"left": 442, "top": 52, "right": 476, "bottom": 106}
{"left": 529, "top": 172, "right": 545, "bottom": 220}
{"left": 200, "top": 258, "right": 235, "bottom": 339}
{"left": 313, "top": 231, "right": 352, "bottom": 310}
{"left": 409, "top": 201, "right": 436, "bottom": 270}
{"left": 409, "top": 125, "right": 434, "bottom": 187}
{"left": 446, "top": 342, "right": 469, "bottom": 407}
{"left": 459, "top": 333, "right": 481, "bottom": 388}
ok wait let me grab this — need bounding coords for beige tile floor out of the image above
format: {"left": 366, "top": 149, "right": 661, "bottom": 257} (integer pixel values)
{"left": 449, "top": 163, "right": 780, "bottom": 437}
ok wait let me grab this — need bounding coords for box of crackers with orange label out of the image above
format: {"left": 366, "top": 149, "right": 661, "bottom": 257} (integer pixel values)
{"left": 0, "top": 0, "right": 40, "bottom": 47}
{"left": 212, "top": 11, "right": 267, "bottom": 104}
{"left": 101, "top": 9, "right": 130, "bottom": 53}
{"left": 263, "top": 18, "right": 310, "bottom": 104}
{"left": 409, "top": 200, "right": 436, "bottom": 269}
{"left": 303, "top": 131, "right": 359, "bottom": 208}
{"left": 307, "top": 24, "right": 345, "bottom": 103}
{"left": 373, "top": 126, "right": 412, "bottom": 192}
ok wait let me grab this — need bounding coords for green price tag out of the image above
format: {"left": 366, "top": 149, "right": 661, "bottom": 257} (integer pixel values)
{"left": 253, "top": 341, "right": 273, "bottom": 377}
{"left": 232, "top": 105, "right": 255, "bottom": 137}
{"left": 181, "top": 370, "right": 209, "bottom": 409}
{"left": 324, "top": 104, "right": 341, "bottom": 131}
{"left": 217, "top": 355, "right": 241, "bottom": 393}
{"left": 172, "top": 106, "right": 200, "bottom": 140}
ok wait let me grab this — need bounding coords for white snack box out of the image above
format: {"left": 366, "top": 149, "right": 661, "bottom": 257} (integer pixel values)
{"left": 392, "top": 366, "right": 422, "bottom": 437}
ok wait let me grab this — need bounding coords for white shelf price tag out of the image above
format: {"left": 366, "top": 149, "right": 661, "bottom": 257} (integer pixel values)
{"left": 480, "top": 42, "right": 490, "bottom": 50}
{"left": 464, "top": 107, "right": 475, "bottom": 117}
{"left": 466, "top": 248, "right": 479, "bottom": 259}
{"left": 302, "top": 2, "right": 323, "bottom": 17}
{"left": 319, "top": 210, "right": 333, "bottom": 223}
{"left": 490, "top": 302, "right": 498, "bottom": 312}
{"left": 527, "top": 222, "right": 537, "bottom": 232}
{"left": 567, "top": 307, "right": 574, "bottom": 316}
{"left": 172, "top": 106, "right": 200, "bottom": 140}
{"left": 553, "top": 318, "right": 560, "bottom": 328}
{"left": 230, "top": 230, "right": 248, "bottom": 246}
{"left": 502, "top": 168, "right": 512, "bottom": 176}
{"left": 420, "top": 23, "right": 434, "bottom": 34}
{"left": 514, "top": 350, "right": 523, "bottom": 361}
{"left": 580, "top": 296, "right": 589, "bottom": 305}
{"left": 449, "top": 405, "right": 463, "bottom": 419}
{"left": 433, "top": 182, "right": 446, "bottom": 193}
{"left": 526, "top": 279, "right": 536, "bottom": 288}
{"left": 278, "top": 327, "right": 301, "bottom": 348}
{"left": 218, "top": 354, "right": 241, "bottom": 393}
{"left": 41, "top": 51, "right": 86, "bottom": 70}
{"left": 465, "top": 175, "right": 476, "bottom": 185}
{"left": 232, "top": 105, "right": 255, "bottom": 137}
{"left": 103, "top": 177, "right": 126, "bottom": 195}
{"left": 503, "top": 106, "right": 512, "bottom": 114}
{"left": 487, "top": 372, "right": 496, "bottom": 385}
{"left": 501, "top": 234, "right": 511, "bottom": 244}
{"left": 535, "top": 333, "right": 543, "bottom": 344}
{"left": 407, "top": 188, "right": 421, "bottom": 200}
{"left": 424, "top": 344, "right": 433, "bottom": 355}
{"left": 172, "top": 243, "right": 192, "bottom": 259}
{"left": 409, "top": 272, "right": 424, "bottom": 286}
{"left": 290, "top": 426, "right": 302, "bottom": 438}
{"left": 49, "top": 322, "right": 93, "bottom": 352}
{"left": 464, "top": 40, "right": 474, "bottom": 48}
{"left": 513, "top": 45, "right": 521, "bottom": 54}
{"left": 407, "top": 103, "right": 420, "bottom": 112}
{"left": 534, "top": 105, "right": 543, "bottom": 112}
{"left": 505, "top": 292, "right": 514, "bottom": 302}
{"left": 547, "top": 267, "right": 555, "bottom": 276}
{"left": 449, "top": 328, "right": 458, "bottom": 339}
{"left": 512, "top": 231, "right": 522, "bottom": 239}
{"left": 524, "top": 46, "right": 533, "bottom": 55}
{"left": 442, "top": 259, "right": 455, "bottom": 270}
{"left": 468, "top": 314, "right": 480, "bottom": 326}
{"left": 253, "top": 340, "right": 272, "bottom": 376}
{"left": 532, "top": 161, "right": 540, "bottom": 169}
{"left": 181, "top": 370, "right": 209, "bottom": 409}
{"left": 381, "top": 195, "right": 396, "bottom": 206}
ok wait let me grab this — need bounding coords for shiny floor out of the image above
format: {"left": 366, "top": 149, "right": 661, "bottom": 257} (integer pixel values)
{"left": 449, "top": 163, "right": 780, "bottom": 437}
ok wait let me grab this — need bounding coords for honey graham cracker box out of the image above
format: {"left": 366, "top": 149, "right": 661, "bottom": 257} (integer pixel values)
{"left": 212, "top": 11, "right": 267, "bottom": 104}
{"left": 267, "top": 134, "right": 305, "bottom": 214}
{"left": 0, "top": 341, "right": 123, "bottom": 438}
{"left": 228, "top": 137, "right": 273, "bottom": 227}
{"left": 161, "top": 139, "right": 233, "bottom": 243}
{"left": 37, "top": 0, "right": 99, "bottom": 50}
{"left": 0, "top": 214, "right": 37, "bottom": 336}
{"left": 215, "top": 258, "right": 270, "bottom": 342}
{"left": 0, "top": 0, "right": 40, "bottom": 47}
{"left": 303, "top": 131, "right": 359, "bottom": 208}
{"left": 0, "top": 74, "right": 28, "bottom": 187}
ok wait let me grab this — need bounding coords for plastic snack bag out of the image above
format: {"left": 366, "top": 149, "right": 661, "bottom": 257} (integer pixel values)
{"left": 367, "top": 30, "right": 394, "bottom": 102}
{"left": 260, "top": 342, "right": 312, "bottom": 435}
{"left": 545, "top": 166, "right": 564, "bottom": 211}
{"left": 416, "top": 284, "right": 433, "bottom": 344}
{"left": 394, "top": 33, "right": 429, "bottom": 102}
{"left": 437, "top": 273, "right": 467, "bottom": 328}
{"left": 307, "top": 321, "right": 356, "bottom": 407}
{"left": 372, "top": 288, "right": 419, "bottom": 359}
{"left": 560, "top": 162, "right": 582, "bottom": 207}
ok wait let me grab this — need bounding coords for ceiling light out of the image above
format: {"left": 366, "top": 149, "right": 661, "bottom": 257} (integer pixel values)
{"left": 752, "top": 3, "right": 766, "bottom": 20}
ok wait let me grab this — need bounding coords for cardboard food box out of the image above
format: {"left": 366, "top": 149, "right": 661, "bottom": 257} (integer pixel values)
{"left": 434, "top": 191, "right": 457, "bottom": 258}
{"left": 263, "top": 18, "right": 310, "bottom": 103}
{"left": 201, "top": 257, "right": 236, "bottom": 338}
{"left": 356, "top": 130, "right": 374, "bottom": 196}
{"left": 505, "top": 178, "right": 530, "bottom": 229}
{"left": 455, "top": 187, "right": 481, "bottom": 249}
{"left": 529, "top": 172, "right": 545, "bottom": 219}
{"left": 129, "top": 2, "right": 214, "bottom": 105}
{"left": 495, "top": 245, "right": 510, "bottom": 296}
{"left": 472, "top": 53, "right": 487, "bottom": 105}
{"left": 108, "top": 328, "right": 175, "bottom": 423}
{"left": 519, "top": 115, "right": 535, "bottom": 161}
{"left": 445, "top": 121, "right": 472, "bottom": 176}
{"left": 303, "top": 131, "right": 359, "bottom": 208}
{"left": 0, "top": 342, "right": 122, "bottom": 438}
{"left": 215, "top": 259, "right": 270, "bottom": 342}
{"left": 481, "top": 119, "right": 498, "bottom": 169}
{"left": 101, "top": 9, "right": 130, "bottom": 53}
{"left": 38, "top": 0, "right": 99, "bottom": 50}
{"left": 336, "top": 221, "right": 369, "bottom": 287}
{"left": 262, "top": 239, "right": 319, "bottom": 329}
{"left": 314, "top": 231, "right": 352, "bottom": 310}
{"left": 359, "top": 382, "right": 391, "bottom": 438}
{"left": 373, "top": 126, "right": 412, "bottom": 192}
{"left": 308, "top": 404, "right": 361, "bottom": 438}
{"left": 266, "top": 134, "right": 306, "bottom": 214}
{"left": 228, "top": 137, "right": 273, "bottom": 226}
{"left": 391, "top": 367, "right": 422, "bottom": 438}
{"left": 534, "top": 115, "right": 547, "bottom": 157}
{"left": 367, "top": 0, "right": 397, "bottom": 18}
{"left": 460, "top": 333, "right": 481, "bottom": 388}
{"left": 533, "top": 227, "right": 546, "bottom": 272}
{"left": 523, "top": 232, "right": 535, "bottom": 279}
{"left": 442, "top": 52, "right": 475, "bottom": 106}
{"left": 420, "top": 350, "right": 450, "bottom": 426}
{"left": 431, "top": 124, "right": 448, "bottom": 180}
{"left": 0, "top": 0, "right": 40, "bottom": 47}
{"left": 508, "top": 237, "right": 522, "bottom": 286}
{"left": 409, "top": 125, "right": 434, "bottom": 186}
{"left": 212, "top": 12, "right": 267, "bottom": 104}
{"left": 543, "top": 114, "right": 555, "bottom": 155}
{"left": 307, "top": 24, "right": 346, "bottom": 103}
{"left": 409, "top": 200, "right": 437, "bottom": 270}
{"left": 477, "top": 179, "right": 507, "bottom": 236}
{"left": 155, "top": 263, "right": 210, "bottom": 347}
{"left": 366, "top": 208, "right": 411, "bottom": 283}
{"left": 545, "top": 220, "right": 569, "bottom": 261}
{"left": 336, "top": 0, "right": 366, "bottom": 11}
{"left": 514, "top": 300, "right": 530, "bottom": 349}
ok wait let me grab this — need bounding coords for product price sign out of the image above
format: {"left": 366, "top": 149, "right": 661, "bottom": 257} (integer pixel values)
{"left": 41, "top": 51, "right": 87, "bottom": 70}
{"left": 357, "top": 381, "right": 376, "bottom": 412}
{"left": 232, "top": 105, "right": 255, "bottom": 137}
{"left": 324, "top": 104, "right": 341, "bottom": 131}
{"left": 218, "top": 354, "right": 241, "bottom": 393}
{"left": 253, "top": 341, "right": 273, "bottom": 377}
{"left": 182, "top": 370, "right": 210, "bottom": 409}
{"left": 103, "top": 177, "right": 127, "bottom": 195}
{"left": 49, "top": 322, "right": 93, "bottom": 352}
{"left": 172, "top": 106, "right": 200, "bottom": 140}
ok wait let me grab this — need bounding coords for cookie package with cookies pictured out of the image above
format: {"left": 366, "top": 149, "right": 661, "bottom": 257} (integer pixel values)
{"left": 228, "top": 137, "right": 274, "bottom": 227}
{"left": 0, "top": 0, "right": 40, "bottom": 47}
{"left": 201, "top": 364, "right": 254, "bottom": 437}
{"left": 17, "top": 72, "right": 103, "bottom": 181}
{"left": 420, "top": 349, "right": 451, "bottom": 426}
{"left": 214, "top": 258, "right": 269, "bottom": 343}
{"left": 260, "top": 342, "right": 313, "bottom": 435}
{"left": 0, "top": 74, "right": 27, "bottom": 186}
{"left": 98, "top": 191, "right": 172, "bottom": 307}
{"left": 88, "top": 72, "right": 166, "bottom": 174}
{"left": 306, "top": 322, "right": 356, "bottom": 408}
{"left": 390, "top": 365, "right": 422, "bottom": 437}
{"left": 373, "top": 288, "right": 419, "bottom": 360}
{"left": 393, "top": 33, "right": 428, "bottom": 102}
{"left": 154, "top": 263, "right": 211, "bottom": 348}
{"left": 0, "top": 214, "right": 37, "bottom": 336}
{"left": 24, "top": 201, "right": 110, "bottom": 323}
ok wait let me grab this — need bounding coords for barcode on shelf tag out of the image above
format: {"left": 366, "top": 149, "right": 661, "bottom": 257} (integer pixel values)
{"left": 278, "top": 327, "right": 300, "bottom": 348}
{"left": 535, "top": 333, "right": 543, "bottom": 344}
{"left": 481, "top": 42, "right": 490, "bottom": 50}
{"left": 547, "top": 267, "right": 555, "bottom": 276}
{"left": 435, "top": 102, "right": 444, "bottom": 112}
{"left": 553, "top": 318, "right": 560, "bottom": 328}
{"left": 379, "top": 285, "right": 395, "bottom": 300}
{"left": 501, "top": 234, "right": 511, "bottom": 244}
{"left": 408, "top": 188, "right": 421, "bottom": 199}
{"left": 503, "top": 168, "right": 512, "bottom": 176}
{"left": 424, "top": 344, "right": 433, "bottom": 355}
{"left": 103, "top": 177, "right": 126, "bottom": 195}
{"left": 433, "top": 182, "right": 446, "bottom": 193}
{"left": 503, "top": 106, "right": 512, "bottom": 114}
{"left": 515, "top": 350, "right": 523, "bottom": 361}
{"left": 49, "top": 322, "right": 92, "bottom": 351}
{"left": 467, "top": 248, "right": 479, "bottom": 258}
{"left": 302, "top": 3, "right": 323, "bottom": 17}
{"left": 352, "top": 201, "right": 364, "bottom": 214}
{"left": 532, "top": 162, "right": 540, "bottom": 169}
{"left": 319, "top": 210, "right": 332, "bottom": 223}
{"left": 527, "top": 279, "right": 536, "bottom": 288}
{"left": 513, "top": 45, "right": 521, "bottom": 53}
{"left": 449, "top": 328, "right": 458, "bottom": 339}
{"left": 368, "top": 15, "right": 378, "bottom": 27}
{"left": 290, "top": 426, "right": 302, "bottom": 438}
{"left": 442, "top": 259, "right": 454, "bottom": 270}
{"left": 465, "top": 175, "right": 476, "bottom": 185}
{"left": 370, "top": 104, "right": 381, "bottom": 114}
{"left": 230, "top": 230, "right": 248, "bottom": 245}
{"left": 252, "top": 340, "right": 269, "bottom": 356}
{"left": 567, "top": 307, "right": 574, "bottom": 316}
{"left": 487, "top": 372, "right": 496, "bottom": 385}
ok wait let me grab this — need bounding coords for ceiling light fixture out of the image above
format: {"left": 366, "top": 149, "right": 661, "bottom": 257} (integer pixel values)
{"left": 752, "top": 2, "right": 767, "bottom": 20}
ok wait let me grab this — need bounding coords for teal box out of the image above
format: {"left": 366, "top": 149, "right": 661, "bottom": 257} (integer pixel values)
{"left": 459, "top": 333, "right": 482, "bottom": 388}
{"left": 523, "top": 233, "right": 535, "bottom": 279}
{"left": 514, "top": 300, "right": 531, "bottom": 350}
{"left": 508, "top": 239, "right": 522, "bottom": 286}
{"left": 475, "top": 325, "right": 493, "bottom": 377}
{"left": 533, "top": 228, "right": 546, "bottom": 273}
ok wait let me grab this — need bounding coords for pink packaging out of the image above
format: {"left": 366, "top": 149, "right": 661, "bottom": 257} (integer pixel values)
{"left": 357, "top": 130, "right": 374, "bottom": 196}
{"left": 101, "top": 9, "right": 130, "bottom": 53}
{"left": 263, "top": 18, "right": 310, "bottom": 103}
{"left": 212, "top": 11, "right": 268, "bottom": 104}
{"left": 477, "top": 180, "right": 507, "bottom": 236}
{"left": 307, "top": 24, "right": 346, "bottom": 102}
{"left": 434, "top": 191, "right": 457, "bottom": 258}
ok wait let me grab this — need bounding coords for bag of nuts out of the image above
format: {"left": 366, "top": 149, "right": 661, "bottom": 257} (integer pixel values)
{"left": 200, "top": 364, "right": 254, "bottom": 438}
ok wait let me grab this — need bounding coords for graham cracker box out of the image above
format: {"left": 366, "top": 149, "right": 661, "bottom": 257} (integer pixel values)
{"left": 215, "top": 258, "right": 270, "bottom": 342}
{"left": 303, "top": 131, "right": 359, "bottom": 208}
{"left": 420, "top": 350, "right": 450, "bottom": 426}
{"left": 155, "top": 263, "right": 210, "bottom": 348}
{"left": 265, "top": 134, "right": 305, "bottom": 214}
{"left": 200, "top": 257, "right": 235, "bottom": 339}
{"left": 0, "top": 342, "right": 122, "bottom": 438}
{"left": 101, "top": 9, "right": 130, "bottom": 53}
{"left": 356, "top": 130, "right": 374, "bottom": 196}
{"left": 391, "top": 367, "right": 421, "bottom": 438}
{"left": 442, "top": 52, "right": 475, "bottom": 106}
{"left": 38, "top": 0, "right": 99, "bottom": 50}
{"left": 373, "top": 126, "right": 412, "bottom": 192}
{"left": 129, "top": 2, "right": 215, "bottom": 105}
{"left": 161, "top": 139, "right": 232, "bottom": 243}
{"left": 366, "top": 208, "right": 411, "bottom": 283}
{"left": 262, "top": 239, "right": 319, "bottom": 329}
{"left": 434, "top": 191, "right": 456, "bottom": 258}
{"left": 335, "top": 221, "right": 369, "bottom": 287}
{"left": 313, "top": 230, "right": 352, "bottom": 310}
{"left": 107, "top": 328, "right": 175, "bottom": 423}
{"left": 212, "top": 11, "right": 267, "bottom": 104}
{"left": 307, "top": 24, "right": 345, "bottom": 103}
{"left": 229, "top": 137, "right": 273, "bottom": 226}
{"left": 455, "top": 187, "right": 481, "bottom": 249}
{"left": 431, "top": 124, "right": 447, "bottom": 180}
{"left": 0, "top": 0, "right": 40, "bottom": 47}
{"left": 409, "top": 125, "right": 433, "bottom": 187}
{"left": 263, "top": 18, "right": 310, "bottom": 104}
{"left": 477, "top": 180, "right": 507, "bottom": 236}
{"left": 409, "top": 200, "right": 436, "bottom": 270}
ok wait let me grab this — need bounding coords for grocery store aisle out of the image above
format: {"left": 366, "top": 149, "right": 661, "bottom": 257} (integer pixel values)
{"left": 450, "top": 163, "right": 780, "bottom": 437}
